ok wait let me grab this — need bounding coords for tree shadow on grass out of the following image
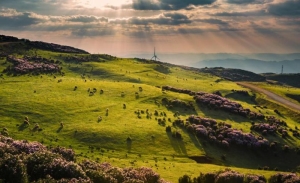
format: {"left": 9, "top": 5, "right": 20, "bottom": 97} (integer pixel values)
{"left": 18, "top": 123, "right": 29, "bottom": 131}
{"left": 197, "top": 104, "right": 248, "bottom": 123}
{"left": 56, "top": 126, "right": 63, "bottom": 133}
{"left": 166, "top": 131, "right": 187, "bottom": 155}
{"left": 185, "top": 130, "right": 204, "bottom": 151}
{"left": 165, "top": 106, "right": 198, "bottom": 117}
{"left": 225, "top": 92, "right": 257, "bottom": 105}
{"left": 127, "top": 141, "right": 132, "bottom": 152}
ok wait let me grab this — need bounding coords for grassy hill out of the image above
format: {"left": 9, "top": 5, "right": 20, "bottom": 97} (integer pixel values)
{"left": 1, "top": 36, "right": 300, "bottom": 182}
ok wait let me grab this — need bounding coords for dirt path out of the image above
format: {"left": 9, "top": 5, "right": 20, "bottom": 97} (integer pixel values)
{"left": 237, "top": 82, "right": 300, "bottom": 112}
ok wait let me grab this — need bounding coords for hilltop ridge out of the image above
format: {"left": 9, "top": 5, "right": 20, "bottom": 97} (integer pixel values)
{"left": 0, "top": 35, "right": 89, "bottom": 54}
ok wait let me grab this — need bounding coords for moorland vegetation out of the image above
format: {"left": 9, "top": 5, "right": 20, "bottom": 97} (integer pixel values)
{"left": 1, "top": 35, "right": 300, "bottom": 182}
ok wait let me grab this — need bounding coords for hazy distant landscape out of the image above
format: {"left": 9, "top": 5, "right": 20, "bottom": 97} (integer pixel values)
{"left": 127, "top": 53, "right": 300, "bottom": 74}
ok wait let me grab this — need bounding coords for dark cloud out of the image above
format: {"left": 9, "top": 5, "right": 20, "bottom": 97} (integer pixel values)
{"left": 226, "top": 0, "right": 272, "bottom": 4}
{"left": 0, "top": 11, "right": 43, "bottom": 30}
{"left": 0, "top": 8, "right": 113, "bottom": 32}
{"left": 267, "top": 0, "right": 300, "bottom": 16}
{"left": 195, "top": 18, "right": 229, "bottom": 25}
{"left": 130, "top": 0, "right": 216, "bottom": 10}
{"left": 67, "top": 16, "right": 108, "bottom": 23}
{"left": 218, "top": 26, "right": 243, "bottom": 31}
{"left": 212, "top": 10, "right": 266, "bottom": 17}
{"left": 0, "top": 0, "right": 72, "bottom": 15}
{"left": 112, "top": 12, "right": 192, "bottom": 25}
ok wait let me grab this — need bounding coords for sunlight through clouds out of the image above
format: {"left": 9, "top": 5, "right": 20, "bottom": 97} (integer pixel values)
{"left": 0, "top": 0, "right": 299, "bottom": 56}
{"left": 75, "top": 0, "right": 130, "bottom": 8}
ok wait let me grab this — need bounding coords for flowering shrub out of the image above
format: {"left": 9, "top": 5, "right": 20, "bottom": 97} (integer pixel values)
{"left": 46, "top": 158, "right": 86, "bottom": 180}
{"left": 179, "top": 170, "right": 268, "bottom": 183}
{"left": 161, "top": 97, "right": 195, "bottom": 110}
{"left": 251, "top": 123, "right": 278, "bottom": 135}
{"left": 0, "top": 135, "right": 168, "bottom": 183}
{"left": 0, "top": 154, "right": 28, "bottom": 183}
{"left": 5, "top": 56, "right": 61, "bottom": 75}
{"left": 79, "top": 160, "right": 165, "bottom": 183}
{"left": 194, "top": 93, "right": 264, "bottom": 120}
{"left": 245, "top": 174, "right": 267, "bottom": 183}
{"left": 215, "top": 170, "right": 244, "bottom": 183}
{"left": 26, "top": 152, "right": 61, "bottom": 181}
{"left": 162, "top": 85, "right": 264, "bottom": 120}
{"left": 12, "top": 140, "right": 46, "bottom": 154}
{"left": 186, "top": 115, "right": 270, "bottom": 150}
{"left": 51, "top": 146, "right": 75, "bottom": 161}
{"left": 269, "top": 173, "right": 300, "bottom": 183}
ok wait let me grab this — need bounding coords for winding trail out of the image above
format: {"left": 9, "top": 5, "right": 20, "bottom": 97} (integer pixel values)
{"left": 237, "top": 82, "right": 300, "bottom": 112}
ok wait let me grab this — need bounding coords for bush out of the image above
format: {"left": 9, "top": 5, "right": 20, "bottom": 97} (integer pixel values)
{"left": 26, "top": 152, "right": 61, "bottom": 181}
{"left": 46, "top": 158, "right": 86, "bottom": 180}
{"left": 215, "top": 171, "right": 244, "bottom": 183}
{"left": 200, "top": 172, "right": 217, "bottom": 183}
{"left": 245, "top": 174, "right": 267, "bottom": 183}
{"left": 0, "top": 135, "right": 168, "bottom": 183}
{"left": 0, "top": 154, "right": 28, "bottom": 183}
{"left": 51, "top": 146, "right": 75, "bottom": 161}
{"left": 178, "top": 175, "right": 193, "bottom": 183}
{"left": 179, "top": 170, "right": 267, "bottom": 183}
{"left": 166, "top": 126, "right": 172, "bottom": 132}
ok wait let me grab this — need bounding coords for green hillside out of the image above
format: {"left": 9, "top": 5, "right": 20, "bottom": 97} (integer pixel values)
{"left": 1, "top": 37, "right": 300, "bottom": 182}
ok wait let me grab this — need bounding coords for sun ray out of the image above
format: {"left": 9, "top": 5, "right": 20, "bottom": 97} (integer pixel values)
{"left": 76, "top": 0, "right": 130, "bottom": 8}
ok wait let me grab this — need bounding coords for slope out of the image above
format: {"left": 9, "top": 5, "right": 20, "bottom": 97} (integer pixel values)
{"left": 0, "top": 39, "right": 300, "bottom": 182}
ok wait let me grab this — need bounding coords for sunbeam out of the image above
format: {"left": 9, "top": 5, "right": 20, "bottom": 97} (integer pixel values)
{"left": 76, "top": 0, "right": 130, "bottom": 8}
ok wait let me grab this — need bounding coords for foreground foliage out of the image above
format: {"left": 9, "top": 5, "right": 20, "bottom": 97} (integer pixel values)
{"left": 179, "top": 169, "right": 300, "bottom": 183}
{"left": 0, "top": 135, "right": 168, "bottom": 183}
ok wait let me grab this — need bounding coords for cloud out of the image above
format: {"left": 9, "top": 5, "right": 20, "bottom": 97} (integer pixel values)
{"left": 276, "top": 18, "right": 300, "bottom": 26}
{"left": 195, "top": 18, "right": 229, "bottom": 25}
{"left": 267, "top": 0, "right": 300, "bottom": 16}
{"left": 129, "top": 0, "right": 217, "bottom": 10}
{"left": 0, "top": 9, "right": 44, "bottom": 30}
{"left": 111, "top": 12, "right": 192, "bottom": 25}
{"left": 67, "top": 16, "right": 108, "bottom": 23}
{"left": 226, "top": 0, "right": 272, "bottom": 4}
{"left": 211, "top": 10, "right": 266, "bottom": 17}
{"left": 0, "top": 0, "right": 73, "bottom": 15}
{"left": 0, "top": 8, "right": 112, "bottom": 32}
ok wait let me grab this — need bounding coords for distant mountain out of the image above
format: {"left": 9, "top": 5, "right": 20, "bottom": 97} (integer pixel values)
{"left": 191, "top": 59, "right": 300, "bottom": 74}
{"left": 123, "top": 53, "right": 300, "bottom": 68}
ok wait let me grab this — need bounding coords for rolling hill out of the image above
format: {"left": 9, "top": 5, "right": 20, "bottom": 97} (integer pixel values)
{"left": 1, "top": 35, "right": 300, "bottom": 182}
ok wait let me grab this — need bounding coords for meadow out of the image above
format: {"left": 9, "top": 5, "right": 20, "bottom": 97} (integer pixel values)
{"left": 0, "top": 46, "right": 300, "bottom": 182}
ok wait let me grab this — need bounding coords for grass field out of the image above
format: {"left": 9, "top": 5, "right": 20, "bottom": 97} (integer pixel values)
{"left": 0, "top": 48, "right": 300, "bottom": 182}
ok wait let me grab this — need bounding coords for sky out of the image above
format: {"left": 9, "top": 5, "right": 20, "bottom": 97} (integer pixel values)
{"left": 0, "top": 0, "right": 300, "bottom": 58}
